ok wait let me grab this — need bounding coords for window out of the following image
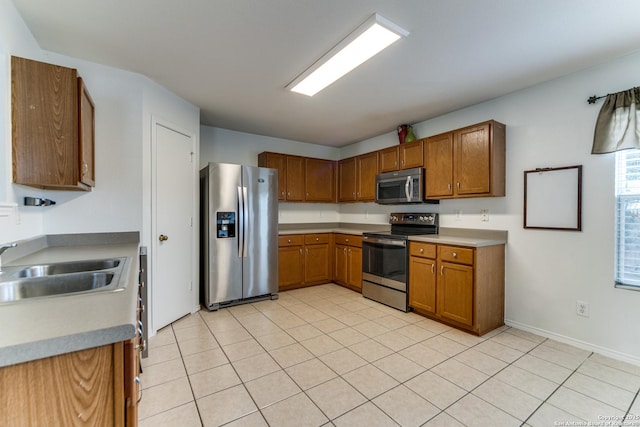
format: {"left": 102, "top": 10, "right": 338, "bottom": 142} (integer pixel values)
{"left": 615, "top": 149, "right": 640, "bottom": 289}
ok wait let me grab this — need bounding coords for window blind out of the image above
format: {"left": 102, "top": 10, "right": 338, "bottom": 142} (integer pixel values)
{"left": 615, "top": 149, "right": 640, "bottom": 289}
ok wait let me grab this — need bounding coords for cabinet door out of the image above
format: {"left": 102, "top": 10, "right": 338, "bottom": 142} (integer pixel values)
{"left": 455, "top": 123, "right": 491, "bottom": 195}
{"left": 78, "top": 77, "right": 95, "bottom": 188}
{"left": 305, "top": 158, "right": 335, "bottom": 202}
{"left": 259, "top": 152, "right": 287, "bottom": 200}
{"left": 347, "top": 246, "right": 362, "bottom": 290}
{"left": 356, "top": 152, "right": 378, "bottom": 201}
{"left": 425, "top": 132, "right": 454, "bottom": 198}
{"left": 399, "top": 139, "right": 424, "bottom": 170}
{"left": 12, "top": 56, "right": 84, "bottom": 190}
{"left": 0, "top": 344, "right": 122, "bottom": 426}
{"left": 437, "top": 262, "right": 474, "bottom": 326}
{"left": 305, "top": 243, "right": 330, "bottom": 283}
{"left": 378, "top": 146, "right": 399, "bottom": 172}
{"left": 285, "top": 156, "right": 305, "bottom": 201}
{"left": 338, "top": 157, "right": 357, "bottom": 202}
{"left": 409, "top": 256, "right": 436, "bottom": 314}
{"left": 278, "top": 246, "right": 304, "bottom": 288}
{"left": 334, "top": 244, "right": 348, "bottom": 284}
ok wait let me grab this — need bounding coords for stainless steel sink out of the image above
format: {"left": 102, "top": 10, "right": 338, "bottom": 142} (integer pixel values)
{"left": 15, "top": 259, "right": 121, "bottom": 278}
{"left": 0, "top": 257, "right": 127, "bottom": 303}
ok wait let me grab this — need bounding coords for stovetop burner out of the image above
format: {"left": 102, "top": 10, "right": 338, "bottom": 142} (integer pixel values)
{"left": 363, "top": 212, "right": 438, "bottom": 239}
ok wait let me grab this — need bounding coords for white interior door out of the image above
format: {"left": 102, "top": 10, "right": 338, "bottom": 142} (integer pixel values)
{"left": 152, "top": 121, "right": 196, "bottom": 330}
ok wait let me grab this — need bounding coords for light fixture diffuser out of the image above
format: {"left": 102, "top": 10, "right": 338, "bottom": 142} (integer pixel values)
{"left": 287, "top": 13, "right": 409, "bottom": 97}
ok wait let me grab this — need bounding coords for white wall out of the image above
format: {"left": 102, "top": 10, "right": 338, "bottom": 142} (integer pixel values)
{"left": 200, "top": 51, "right": 640, "bottom": 363}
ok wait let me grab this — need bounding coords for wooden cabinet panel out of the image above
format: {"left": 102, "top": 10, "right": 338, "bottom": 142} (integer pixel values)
{"left": 409, "top": 256, "right": 436, "bottom": 314}
{"left": 304, "top": 234, "right": 331, "bottom": 284}
{"left": 378, "top": 146, "right": 399, "bottom": 172}
{"left": 455, "top": 123, "right": 491, "bottom": 195}
{"left": 409, "top": 242, "right": 436, "bottom": 258}
{"left": 258, "top": 152, "right": 287, "bottom": 200}
{"left": 425, "top": 121, "right": 505, "bottom": 200}
{"left": 399, "top": 139, "right": 424, "bottom": 170}
{"left": 333, "top": 234, "right": 362, "bottom": 291}
{"left": 409, "top": 242, "right": 505, "bottom": 335}
{"left": 338, "top": 157, "right": 357, "bottom": 202}
{"left": 285, "top": 156, "right": 305, "bottom": 201}
{"left": 78, "top": 77, "right": 95, "bottom": 188}
{"left": 347, "top": 246, "right": 362, "bottom": 290}
{"left": 0, "top": 343, "right": 126, "bottom": 426}
{"left": 12, "top": 56, "right": 94, "bottom": 191}
{"left": 356, "top": 151, "right": 378, "bottom": 201}
{"left": 438, "top": 262, "right": 474, "bottom": 327}
{"left": 305, "top": 158, "right": 335, "bottom": 202}
{"left": 338, "top": 152, "right": 378, "bottom": 202}
{"left": 425, "top": 132, "right": 454, "bottom": 198}
{"left": 438, "top": 245, "right": 474, "bottom": 265}
{"left": 278, "top": 244, "right": 304, "bottom": 289}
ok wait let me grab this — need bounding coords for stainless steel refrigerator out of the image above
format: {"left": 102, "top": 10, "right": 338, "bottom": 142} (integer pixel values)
{"left": 200, "top": 162, "right": 278, "bottom": 310}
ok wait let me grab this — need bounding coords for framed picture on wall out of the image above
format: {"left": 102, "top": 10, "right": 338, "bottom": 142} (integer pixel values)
{"left": 524, "top": 165, "right": 582, "bottom": 231}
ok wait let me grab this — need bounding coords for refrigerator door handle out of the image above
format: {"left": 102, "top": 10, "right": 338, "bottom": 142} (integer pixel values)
{"left": 242, "top": 186, "right": 249, "bottom": 258}
{"left": 237, "top": 186, "right": 245, "bottom": 258}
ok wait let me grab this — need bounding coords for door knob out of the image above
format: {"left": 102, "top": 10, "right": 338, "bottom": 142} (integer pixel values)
{"left": 159, "top": 234, "right": 168, "bottom": 242}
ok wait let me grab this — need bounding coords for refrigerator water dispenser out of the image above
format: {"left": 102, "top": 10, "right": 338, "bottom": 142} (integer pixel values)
{"left": 216, "top": 211, "right": 236, "bottom": 238}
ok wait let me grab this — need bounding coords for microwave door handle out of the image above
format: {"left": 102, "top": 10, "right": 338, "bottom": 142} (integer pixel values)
{"left": 405, "top": 176, "right": 411, "bottom": 201}
{"left": 409, "top": 176, "right": 414, "bottom": 200}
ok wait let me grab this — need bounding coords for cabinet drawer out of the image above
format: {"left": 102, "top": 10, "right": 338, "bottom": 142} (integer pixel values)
{"left": 438, "top": 245, "right": 474, "bottom": 265}
{"left": 410, "top": 242, "right": 436, "bottom": 258}
{"left": 305, "top": 233, "right": 330, "bottom": 245}
{"left": 334, "top": 234, "right": 362, "bottom": 247}
{"left": 278, "top": 235, "right": 304, "bottom": 247}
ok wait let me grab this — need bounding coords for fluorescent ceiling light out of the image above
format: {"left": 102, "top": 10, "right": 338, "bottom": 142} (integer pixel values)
{"left": 287, "top": 13, "right": 409, "bottom": 97}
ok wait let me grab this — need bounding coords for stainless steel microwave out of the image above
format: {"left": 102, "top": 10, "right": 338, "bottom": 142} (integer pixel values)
{"left": 375, "top": 167, "right": 424, "bottom": 204}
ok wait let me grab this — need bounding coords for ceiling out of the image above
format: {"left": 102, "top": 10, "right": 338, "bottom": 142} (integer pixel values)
{"left": 11, "top": 0, "right": 640, "bottom": 147}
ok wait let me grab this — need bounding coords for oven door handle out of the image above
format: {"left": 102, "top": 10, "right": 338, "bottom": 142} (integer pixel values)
{"left": 362, "top": 236, "right": 407, "bottom": 247}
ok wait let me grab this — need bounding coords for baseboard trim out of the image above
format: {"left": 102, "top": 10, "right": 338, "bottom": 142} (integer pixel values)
{"left": 504, "top": 318, "right": 640, "bottom": 367}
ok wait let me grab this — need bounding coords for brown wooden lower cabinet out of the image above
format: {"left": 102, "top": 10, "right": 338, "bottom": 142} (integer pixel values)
{"left": 278, "top": 234, "right": 331, "bottom": 291}
{"left": 0, "top": 340, "right": 138, "bottom": 426}
{"left": 333, "top": 234, "right": 362, "bottom": 292}
{"left": 409, "top": 241, "right": 504, "bottom": 335}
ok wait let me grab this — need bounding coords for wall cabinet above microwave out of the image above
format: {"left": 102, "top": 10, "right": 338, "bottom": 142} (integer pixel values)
{"left": 11, "top": 56, "right": 95, "bottom": 191}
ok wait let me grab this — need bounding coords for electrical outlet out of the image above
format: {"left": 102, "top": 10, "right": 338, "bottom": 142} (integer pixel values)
{"left": 481, "top": 209, "right": 489, "bottom": 222}
{"left": 576, "top": 300, "right": 590, "bottom": 317}
{"left": 455, "top": 210, "right": 462, "bottom": 221}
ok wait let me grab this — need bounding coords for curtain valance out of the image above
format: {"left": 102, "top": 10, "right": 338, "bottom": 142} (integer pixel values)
{"left": 592, "top": 87, "right": 640, "bottom": 154}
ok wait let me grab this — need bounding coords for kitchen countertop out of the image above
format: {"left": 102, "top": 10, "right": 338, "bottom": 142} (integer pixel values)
{"left": 0, "top": 232, "right": 140, "bottom": 367}
{"left": 279, "top": 223, "right": 507, "bottom": 247}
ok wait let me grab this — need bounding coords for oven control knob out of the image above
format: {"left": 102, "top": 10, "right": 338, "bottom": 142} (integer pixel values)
{"left": 419, "top": 216, "right": 425, "bottom": 221}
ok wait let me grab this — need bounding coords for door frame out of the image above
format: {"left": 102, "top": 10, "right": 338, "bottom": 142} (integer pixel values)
{"left": 150, "top": 115, "right": 199, "bottom": 335}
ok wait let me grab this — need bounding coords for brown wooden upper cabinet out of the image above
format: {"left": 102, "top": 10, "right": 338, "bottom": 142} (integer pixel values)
{"left": 305, "top": 158, "right": 335, "bottom": 202}
{"left": 12, "top": 56, "right": 95, "bottom": 191}
{"left": 378, "top": 139, "right": 424, "bottom": 173}
{"left": 338, "top": 151, "right": 378, "bottom": 202}
{"left": 425, "top": 120, "right": 505, "bottom": 199}
{"left": 258, "top": 152, "right": 336, "bottom": 202}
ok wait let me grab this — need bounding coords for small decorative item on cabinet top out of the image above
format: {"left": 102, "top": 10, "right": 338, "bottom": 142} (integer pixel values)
{"left": 404, "top": 125, "right": 417, "bottom": 143}
{"left": 397, "top": 124, "right": 408, "bottom": 144}
{"left": 397, "top": 124, "right": 417, "bottom": 144}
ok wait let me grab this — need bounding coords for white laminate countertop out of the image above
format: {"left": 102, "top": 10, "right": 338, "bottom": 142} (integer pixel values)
{"left": 0, "top": 233, "right": 140, "bottom": 367}
{"left": 278, "top": 224, "right": 507, "bottom": 248}
{"left": 408, "top": 234, "right": 506, "bottom": 248}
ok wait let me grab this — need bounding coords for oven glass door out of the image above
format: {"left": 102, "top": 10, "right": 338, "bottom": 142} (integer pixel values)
{"left": 362, "top": 238, "right": 407, "bottom": 288}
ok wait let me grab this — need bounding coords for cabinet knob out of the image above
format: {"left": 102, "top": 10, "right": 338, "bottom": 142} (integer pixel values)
{"left": 288, "top": 239, "right": 292, "bottom": 243}
{"left": 345, "top": 239, "right": 349, "bottom": 243}
{"left": 448, "top": 183, "right": 451, "bottom": 190}
{"left": 452, "top": 252, "right": 457, "bottom": 257}
{"left": 441, "top": 265, "right": 444, "bottom": 275}
{"left": 419, "top": 248, "right": 424, "bottom": 253}
{"left": 457, "top": 182, "right": 460, "bottom": 190}
{"left": 316, "top": 237, "right": 319, "bottom": 241}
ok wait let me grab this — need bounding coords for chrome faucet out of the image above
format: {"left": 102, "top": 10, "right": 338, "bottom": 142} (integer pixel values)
{"left": 0, "top": 242, "right": 17, "bottom": 271}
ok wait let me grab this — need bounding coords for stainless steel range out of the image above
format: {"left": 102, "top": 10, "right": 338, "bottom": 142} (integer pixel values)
{"left": 362, "top": 213, "right": 438, "bottom": 312}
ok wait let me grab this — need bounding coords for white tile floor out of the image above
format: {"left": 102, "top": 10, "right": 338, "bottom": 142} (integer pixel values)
{"left": 138, "top": 284, "right": 640, "bottom": 427}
